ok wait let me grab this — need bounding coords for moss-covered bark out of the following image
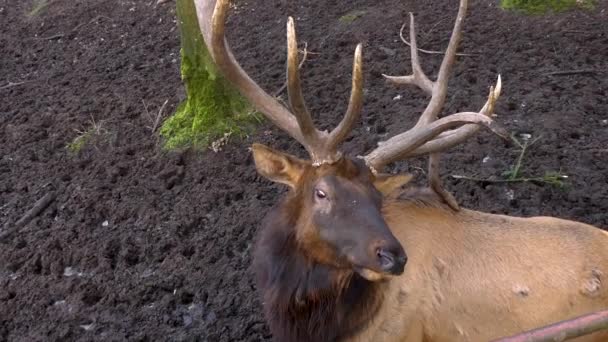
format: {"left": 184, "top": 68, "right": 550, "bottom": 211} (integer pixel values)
{"left": 500, "top": 0, "right": 595, "bottom": 14}
{"left": 160, "top": 0, "right": 257, "bottom": 149}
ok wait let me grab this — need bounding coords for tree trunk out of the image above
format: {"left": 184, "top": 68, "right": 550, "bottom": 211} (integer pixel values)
{"left": 160, "top": 0, "right": 256, "bottom": 149}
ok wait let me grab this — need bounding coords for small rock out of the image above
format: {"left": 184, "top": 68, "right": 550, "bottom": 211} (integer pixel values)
{"left": 505, "top": 189, "right": 515, "bottom": 201}
{"left": 378, "top": 46, "right": 396, "bottom": 56}
{"left": 519, "top": 133, "right": 532, "bottom": 141}
{"left": 80, "top": 323, "right": 95, "bottom": 331}
{"left": 63, "top": 267, "right": 84, "bottom": 277}
{"left": 482, "top": 156, "right": 491, "bottom": 163}
{"left": 141, "top": 269, "right": 155, "bottom": 278}
{"left": 101, "top": 220, "right": 109, "bottom": 227}
{"left": 63, "top": 267, "right": 77, "bottom": 277}
{"left": 393, "top": 94, "right": 402, "bottom": 101}
{"left": 182, "top": 314, "right": 193, "bottom": 327}
{"left": 205, "top": 311, "right": 217, "bottom": 323}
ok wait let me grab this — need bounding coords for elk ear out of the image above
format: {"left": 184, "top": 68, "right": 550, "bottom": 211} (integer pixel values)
{"left": 373, "top": 173, "right": 413, "bottom": 196}
{"left": 251, "top": 143, "right": 308, "bottom": 188}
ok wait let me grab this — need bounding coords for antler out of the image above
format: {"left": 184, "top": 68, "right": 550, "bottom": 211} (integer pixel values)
{"left": 194, "top": 0, "right": 363, "bottom": 165}
{"left": 362, "top": 0, "right": 506, "bottom": 209}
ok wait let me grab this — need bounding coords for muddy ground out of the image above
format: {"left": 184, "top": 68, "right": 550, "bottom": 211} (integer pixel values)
{"left": 1, "top": 0, "right": 607, "bottom": 341}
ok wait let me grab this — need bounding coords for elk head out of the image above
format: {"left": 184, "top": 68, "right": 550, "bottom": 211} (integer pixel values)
{"left": 194, "top": 0, "right": 505, "bottom": 281}
{"left": 252, "top": 143, "right": 411, "bottom": 279}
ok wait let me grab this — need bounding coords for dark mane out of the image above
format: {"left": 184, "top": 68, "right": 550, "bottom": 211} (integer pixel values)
{"left": 252, "top": 193, "right": 385, "bottom": 342}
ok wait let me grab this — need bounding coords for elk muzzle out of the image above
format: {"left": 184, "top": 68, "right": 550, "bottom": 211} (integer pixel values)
{"left": 376, "top": 243, "right": 407, "bottom": 275}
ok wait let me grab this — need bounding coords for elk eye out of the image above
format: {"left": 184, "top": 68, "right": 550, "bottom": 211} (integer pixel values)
{"left": 315, "top": 189, "right": 327, "bottom": 200}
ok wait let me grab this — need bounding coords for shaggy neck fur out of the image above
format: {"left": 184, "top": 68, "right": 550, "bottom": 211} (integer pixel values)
{"left": 253, "top": 193, "right": 385, "bottom": 342}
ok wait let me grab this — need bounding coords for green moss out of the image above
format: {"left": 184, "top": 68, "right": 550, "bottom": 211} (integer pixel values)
{"left": 500, "top": 0, "right": 596, "bottom": 14}
{"left": 26, "top": 0, "right": 49, "bottom": 19}
{"left": 66, "top": 131, "right": 91, "bottom": 153}
{"left": 160, "top": 0, "right": 259, "bottom": 150}
{"left": 339, "top": 10, "right": 367, "bottom": 23}
{"left": 159, "top": 50, "right": 258, "bottom": 149}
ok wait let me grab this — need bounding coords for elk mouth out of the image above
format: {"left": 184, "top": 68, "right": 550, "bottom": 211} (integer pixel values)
{"left": 353, "top": 258, "right": 406, "bottom": 282}
{"left": 354, "top": 265, "right": 396, "bottom": 282}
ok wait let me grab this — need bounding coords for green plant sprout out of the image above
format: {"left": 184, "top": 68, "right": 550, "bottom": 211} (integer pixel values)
{"left": 66, "top": 116, "right": 106, "bottom": 153}
{"left": 26, "top": 0, "right": 50, "bottom": 18}
{"left": 452, "top": 134, "right": 568, "bottom": 187}
{"left": 339, "top": 10, "right": 367, "bottom": 24}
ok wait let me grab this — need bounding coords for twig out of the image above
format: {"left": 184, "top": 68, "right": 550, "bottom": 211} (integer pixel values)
{"left": 399, "top": 23, "right": 477, "bottom": 57}
{"left": 143, "top": 99, "right": 168, "bottom": 133}
{"left": 563, "top": 30, "right": 595, "bottom": 34}
{"left": 419, "top": 17, "right": 446, "bottom": 42}
{"left": 585, "top": 148, "right": 608, "bottom": 153}
{"left": 0, "top": 192, "right": 56, "bottom": 241}
{"left": 491, "top": 309, "right": 608, "bottom": 342}
{"left": 14, "top": 192, "right": 56, "bottom": 227}
{"left": 544, "top": 69, "right": 603, "bottom": 76}
{"left": 40, "top": 33, "right": 64, "bottom": 40}
{"left": 152, "top": 99, "right": 169, "bottom": 133}
{"left": 72, "top": 15, "right": 111, "bottom": 34}
{"left": 0, "top": 81, "right": 32, "bottom": 90}
{"left": 142, "top": 99, "right": 152, "bottom": 122}
{"left": 35, "top": 15, "right": 111, "bottom": 40}
{"left": 451, "top": 174, "right": 562, "bottom": 185}
{"left": 273, "top": 42, "right": 312, "bottom": 97}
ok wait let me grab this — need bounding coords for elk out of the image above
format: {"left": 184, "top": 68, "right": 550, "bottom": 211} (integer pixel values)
{"left": 194, "top": 0, "right": 608, "bottom": 341}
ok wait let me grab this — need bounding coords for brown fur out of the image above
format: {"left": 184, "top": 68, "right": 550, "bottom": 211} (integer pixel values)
{"left": 251, "top": 145, "right": 608, "bottom": 341}
{"left": 346, "top": 195, "right": 608, "bottom": 342}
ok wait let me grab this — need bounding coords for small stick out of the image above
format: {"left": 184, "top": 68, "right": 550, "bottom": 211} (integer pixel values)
{"left": 0, "top": 81, "right": 32, "bottom": 90}
{"left": 273, "top": 42, "right": 311, "bottom": 97}
{"left": 544, "top": 69, "right": 602, "bottom": 76}
{"left": 451, "top": 174, "right": 545, "bottom": 184}
{"left": 35, "top": 15, "right": 111, "bottom": 41}
{"left": 399, "top": 23, "right": 477, "bottom": 57}
{"left": 0, "top": 192, "right": 56, "bottom": 241}
{"left": 563, "top": 30, "right": 595, "bottom": 34}
{"left": 142, "top": 99, "right": 152, "bottom": 122}
{"left": 15, "top": 192, "right": 56, "bottom": 228}
{"left": 39, "top": 33, "right": 64, "bottom": 40}
{"left": 152, "top": 99, "right": 169, "bottom": 133}
{"left": 491, "top": 309, "right": 608, "bottom": 342}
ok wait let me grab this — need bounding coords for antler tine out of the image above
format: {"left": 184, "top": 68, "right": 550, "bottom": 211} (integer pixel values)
{"left": 194, "top": 0, "right": 306, "bottom": 145}
{"left": 421, "top": 0, "right": 472, "bottom": 211}
{"left": 420, "top": 0, "right": 468, "bottom": 125}
{"left": 365, "top": 108, "right": 502, "bottom": 170}
{"left": 408, "top": 75, "right": 503, "bottom": 157}
{"left": 383, "top": 13, "right": 433, "bottom": 95}
{"left": 363, "top": 0, "right": 507, "bottom": 178}
{"left": 287, "top": 17, "right": 319, "bottom": 145}
{"left": 196, "top": 0, "right": 365, "bottom": 166}
{"left": 327, "top": 43, "right": 364, "bottom": 153}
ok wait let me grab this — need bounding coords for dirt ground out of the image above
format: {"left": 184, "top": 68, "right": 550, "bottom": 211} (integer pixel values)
{"left": 1, "top": 0, "right": 607, "bottom": 341}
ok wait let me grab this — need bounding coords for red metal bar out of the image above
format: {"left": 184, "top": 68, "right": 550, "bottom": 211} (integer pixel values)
{"left": 491, "top": 309, "right": 608, "bottom": 342}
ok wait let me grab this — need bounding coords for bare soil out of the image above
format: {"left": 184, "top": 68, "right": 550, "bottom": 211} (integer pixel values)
{"left": 1, "top": 0, "right": 607, "bottom": 341}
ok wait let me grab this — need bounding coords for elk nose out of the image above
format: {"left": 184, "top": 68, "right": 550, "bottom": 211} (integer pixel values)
{"left": 376, "top": 246, "right": 407, "bottom": 275}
